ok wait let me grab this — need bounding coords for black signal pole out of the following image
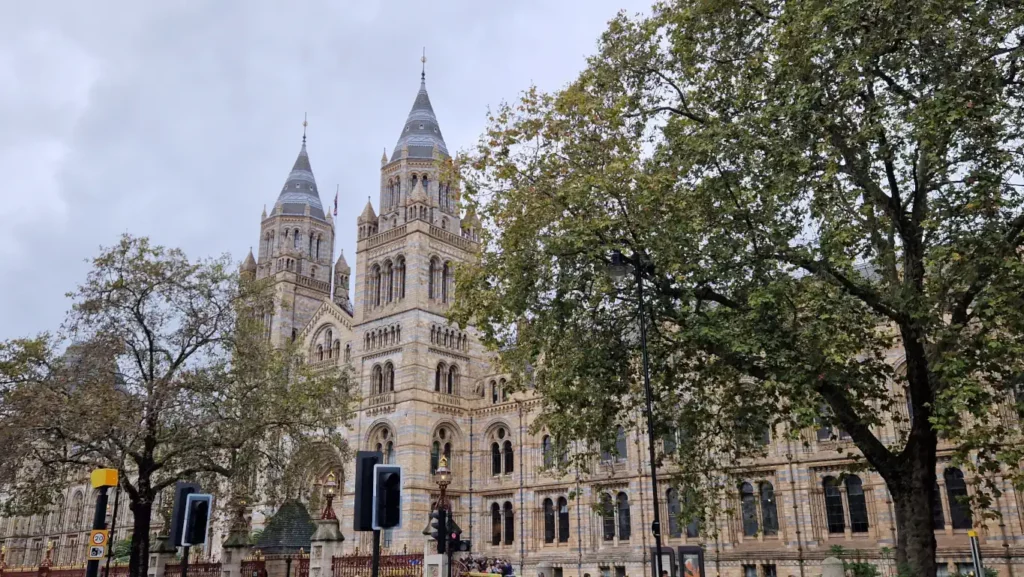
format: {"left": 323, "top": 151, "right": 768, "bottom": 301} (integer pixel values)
{"left": 84, "top": 487, "right": 110, "bottom": 577}
{"left": 609, "top": 250, "right": 664, "bottom": 577}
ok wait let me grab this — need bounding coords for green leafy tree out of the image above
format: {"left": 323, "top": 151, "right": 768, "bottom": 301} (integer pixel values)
{"left": 449, "top": 2, "right": 1024, "bottom": 577}
{"left": 0, "top": 235, "right": 353, "bottom": 577}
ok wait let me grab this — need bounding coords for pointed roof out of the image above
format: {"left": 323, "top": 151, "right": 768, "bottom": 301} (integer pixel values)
{"left": 357, "top": 198, "right": 377, "bottom": 223}
{"left": 241, "top": 249, "right": 257, "bottom": 272}
{"left": 335, "top": 250, "right": 350, "bottom": 273}
{"left": 391, "top": 73, "right": 448, "bottom": 162}
{"left": 275, "top": 138, "right": 326, "bottom": 221}
{"left": 253, "top": 500, "right": 315, "bottom": 555}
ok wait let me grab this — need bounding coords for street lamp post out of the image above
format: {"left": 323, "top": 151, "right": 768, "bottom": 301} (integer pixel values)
{"left": 321, "top": 472, "right": 338, "bottom": 520}
{"left": 609, "top": 249, "right": 665, "bottom": 577}
{"left": 435, "top": 456, "right": 453, "bottom": 577}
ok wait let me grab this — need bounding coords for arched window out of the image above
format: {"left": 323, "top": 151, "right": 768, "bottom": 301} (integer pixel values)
{"left": 503, "top": 501, "right": 514, "bottom": 545}
{"left": 759, "top": 482, "right": 779, "bottom": 536}
{"left": 333, "top": 340, "right": 341, "bottom": 359}
{"left": 945, "top": 468, "right": 972, "bottom": 529}
{"left": 396, "top": 256, "right": 406, "bottom": 299}
{"left": 70, "top": 492, "right": 84, "bottom": 529}
{"left": 491, "top": 443, "right": 501, "bottom": 476}
{"left": 372, "top": 365, "right": 383, "bottom": 395}
{"left": 435, "top": 363, "right": 446, "bottom": 392}
{"left": 384, "top": 362, "right": 395, "bottom": 392}
{"left": 345, "top": 343, "right": 351, "bottom": 361}
{"left": 317, "top": 345, "right": 324, "bottom": 362}
{"left": 441, "top": 261, "right": 451, "bottom": 303}
{"left": 372, "top": 265, "right": 382, "bottom": 307}
{"left": 431, "top": 441, "right": 441, "bottom": 474}
{"left": 615, "top": 426, "right": 627, "bottom": 461}
{"left": 383, "top": 260, "right": 394, "bottom": 303}
{"left": 601, "top": 493, "right": 616, "bottom": 541}
{"left": 663, "top": 428, "right": 678, "bottom": 456}
{"left": 316, "top": 235, "right": 321, "bottom": 258}
{"left": 845, "top": 475, "right": 869, "bottom": 533}
{"left": 309, "top": 232, "right": 314, "bottom": 256}
{"left": 823, "top": 476, "right": 845, "bottom": 534}
{"left": 447, "top": 365, "right": 458, "bottom": 395}
{"left": 557, "top": 496, "right": 570, "bottom": 543}
{"left": 542, "top": 436, "right": 553, "bottom": 468}
{"left": 500, "top": 378, "right": 508, "bottom": 402}
{"left": 491, "top": 380, "right": 498, "bottom": 403}
{"left": 543, "top": 498, "right": 555, "bottom": 543}
{"left": 740, "top": 482, "right": 759, "bottom": 537}
{"left": 428, "top": 257, "right": 439, "bottom": 299}
{"left": 503, "top": 440, "right": 514, "bottom": 473}
{"left": 667, "top": 488, "right": 682, "bottom": 538}
{"left": 293, "top": 229, "right": 301, "bottom": 249}
{"left": 491, "top": 503, "right": 502, "bottom": 545}
{"left": 616, "top": 492, "right": 631, "bottom": 540}
{"left": 441, "top": 218, "right": 448, "bottom": 230}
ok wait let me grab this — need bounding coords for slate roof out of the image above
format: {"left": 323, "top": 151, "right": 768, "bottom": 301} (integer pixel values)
{"left": 391, "top": 74, "right": 448, "bottom": 161}
{"left": 254, "top": 499, "right": 315, "bottom": 554}
{"left": 275, "top": 140, "right": 326, "bottom": 221}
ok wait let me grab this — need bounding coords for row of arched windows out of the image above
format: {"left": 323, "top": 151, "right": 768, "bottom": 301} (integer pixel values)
{"left": 430, "top": 426, "right": 454, "bottom": 474}
{"left": 314, "top": 329, "right": 341, "bottom": 362}
{"left": 371, "top": 363, "right": 395, "bottom": 395}
{"left": 600, "top": 426, "right": 628, "bottom": 463}
{"left": 365, "top": 324, "right": 401, "bottom": 350}
{"left": 430, "top": 325, "right": 467, "bottom": 351}
{"left": 490, "top": 426, "right": 514, "bottom": 476}
{"left": 491, "top": 502, "right": 515, "bottom": 546}
{"left": 601, "top": 492, "right": 632, "bottom": 541}
{"left": 739, "top": 481, "right": 780, "bottom": 537}
{"left": 261, "top": 228, "right": 326, "bottom": 261}
{"left": 542, "top": 497, "right": 571, "bottom": 544}
{"left": 667, "top": 488, "right": 700, "bottom": 538}
{"left": 486, "top": 378, "right": 508, "bottom": 403}
{"left": 428, "top": 257, "right": 454, "bottom": 303}
{"left": 435, "top": 362, "right": 460, "bottom": 395}
{"left": 368, "top": 257, "right": 407, "bottom": 308}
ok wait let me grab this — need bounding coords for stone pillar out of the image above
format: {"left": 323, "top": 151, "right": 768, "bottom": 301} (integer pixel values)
{"left": 822, "top": 557, "right": 844, "bottom": 577}
{"left": 221, "top": 530, "right": 251, "bottom": 577}
{"left": 309, "top": 518, "right": 344, "bottom": 577}
{"left": 148, "top": 536, "right": 178, "bottom": 577}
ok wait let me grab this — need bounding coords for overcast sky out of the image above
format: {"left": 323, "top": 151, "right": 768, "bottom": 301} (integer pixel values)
{"left": 0, "top": 1, "right": 649, "bottom": 340}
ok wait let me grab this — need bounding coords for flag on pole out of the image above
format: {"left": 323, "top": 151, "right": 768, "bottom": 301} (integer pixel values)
{"left": 334, "top": 186, "right": 339, "bottom": 217}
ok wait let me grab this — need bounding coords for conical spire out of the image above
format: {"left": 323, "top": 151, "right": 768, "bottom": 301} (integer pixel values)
{"left": 391, "top": 67, "right": 448, "bottom": 162}
{"left": 358, "top": 197, "right": 377, "bottom": 223}
{"left": 274, "top": 128, "right": 326, "bottom": 221}
{"left": 241, "top": 248, "right": 257, "bottom": 273}
{"left": 335, "top": 250, "right": 350, "bottom": 273}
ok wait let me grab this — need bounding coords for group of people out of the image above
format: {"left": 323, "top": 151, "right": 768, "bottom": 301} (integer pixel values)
{"left": 460, "top": 556, "right": 515, "bottom": 576}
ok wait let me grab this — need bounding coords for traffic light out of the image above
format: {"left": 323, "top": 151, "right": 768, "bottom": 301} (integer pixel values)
{"left": 169, "top": 482, "right": 199, "bottom": 547}
{"left": 372, "top": 464, "right": 402, "bottom": 530}
{"left": 448, "top": 517, "right": 463, "bottom": 548}
{"left": 354, "top": 451, "right": 381, "bottom": 532}
{"left": 430, "top": 509, "right": 448, "bottom": 554}
{"left": 182, "top": 493, "right": 213, "bottom": 546}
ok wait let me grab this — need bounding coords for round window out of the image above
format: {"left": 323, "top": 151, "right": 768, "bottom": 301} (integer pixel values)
{"left": 497, "top": 428, "right": 505, "bottom": 440}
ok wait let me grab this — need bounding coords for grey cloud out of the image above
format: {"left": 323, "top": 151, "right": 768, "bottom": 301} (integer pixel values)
{"left": 0, "top": 0, "right": 649, "bottom": 339}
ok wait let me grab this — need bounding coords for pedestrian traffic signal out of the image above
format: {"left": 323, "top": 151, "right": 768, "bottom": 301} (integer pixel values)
{"left": 372, "top": 464, "right": 402, "bottom": 530}
{"left": 430, "top": 509, "right": 447, "bottom": 554}
{"left": 182, "top": 493, "right": 213, "bottom": 546}
{"left": 169, "top": 482, "right": 200, "bottom": 547}
{"left": 353, "top": 451, "right": 381, "bottom": 532}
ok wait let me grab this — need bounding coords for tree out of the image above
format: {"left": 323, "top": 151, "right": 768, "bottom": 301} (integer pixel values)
{"left": 0, "top": 235, "right": 353, "bottom": 577}
{"left": 449, "top": 3, "right": 1024, "bottom": 576}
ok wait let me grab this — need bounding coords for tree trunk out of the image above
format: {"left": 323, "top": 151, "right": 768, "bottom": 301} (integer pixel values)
{"left": 128, "top": 497, "right": 154, "bottom": 577}
{"left": 880, "top": 430, "right": 939, "bottom": 577}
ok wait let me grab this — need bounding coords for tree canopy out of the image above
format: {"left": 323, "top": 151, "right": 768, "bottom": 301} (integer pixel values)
{"left": 450, "top": 2, "right": 1024, "bottom": 576}
{"left": 0, "top": 235, "right": 354, "bottom": 577}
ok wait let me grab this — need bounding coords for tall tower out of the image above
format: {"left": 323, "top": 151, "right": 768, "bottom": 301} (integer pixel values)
{"left": 255, "top": 128, "right": 336, "bottom": 347}
{"left": 346, "top": 65, "right": 485, "bottom": 552}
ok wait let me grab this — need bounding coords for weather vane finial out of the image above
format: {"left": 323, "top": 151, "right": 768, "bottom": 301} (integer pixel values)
{"left": 302, "top": 112, "right": 308, "bottom": 144}
{"left": 421, "top": 48, "right": 427, "bottom": 81}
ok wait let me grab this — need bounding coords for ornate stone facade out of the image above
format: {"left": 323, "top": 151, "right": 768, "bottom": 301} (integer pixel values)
{"left": 4, "top": 72, "right": 1024, "bottom": 577}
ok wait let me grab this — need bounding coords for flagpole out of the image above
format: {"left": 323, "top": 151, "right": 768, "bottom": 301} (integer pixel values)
{"left": 331, "top": 184, "right": 339, "bottom": 299}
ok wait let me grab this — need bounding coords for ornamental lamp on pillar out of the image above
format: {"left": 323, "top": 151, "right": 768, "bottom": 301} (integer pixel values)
{"left": 321, "top": 472, "right": 338, "bottom": 520}
{"left": 435, "top": 456, "right": 451, "bottom": 508}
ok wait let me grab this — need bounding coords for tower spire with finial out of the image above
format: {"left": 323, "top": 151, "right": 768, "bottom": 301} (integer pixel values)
{"left": 421, "top": 48, "right": 426, "bottom": 81}
{"left": 302, "top": 113, "right": 308, "bottom": 144}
